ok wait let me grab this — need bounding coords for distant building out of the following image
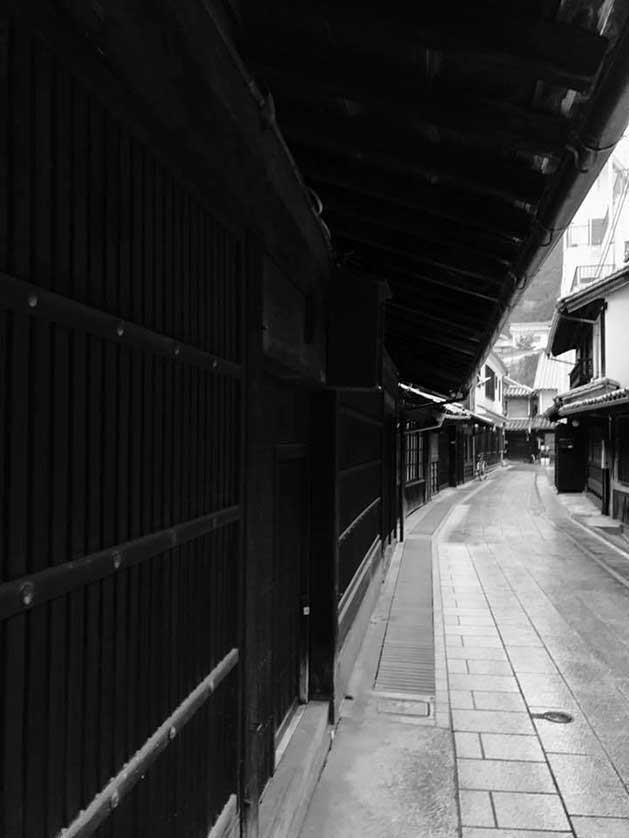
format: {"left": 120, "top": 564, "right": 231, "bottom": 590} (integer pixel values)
{"left": 548, "top": 265, "right": 629, "bottom": 520}
{"left": 561, "top": 135, "right": 629, "bottom": 297}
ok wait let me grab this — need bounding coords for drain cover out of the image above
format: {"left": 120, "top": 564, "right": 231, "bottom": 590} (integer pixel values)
{"left": 530, "top": 710, "right": 573, "bottom": 724}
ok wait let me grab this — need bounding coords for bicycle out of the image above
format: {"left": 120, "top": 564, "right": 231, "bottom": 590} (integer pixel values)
{"left": 475, "top": 454, "right": 487, "bottom": 480}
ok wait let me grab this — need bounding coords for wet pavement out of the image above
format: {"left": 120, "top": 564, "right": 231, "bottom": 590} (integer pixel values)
{"left": 299, "top": 465, "right": 629, "bottom": 837}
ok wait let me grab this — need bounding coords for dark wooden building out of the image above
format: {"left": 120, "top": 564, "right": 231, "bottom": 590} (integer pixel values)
{"left": 2, "top": 2, "right": 629, "bottom": 838}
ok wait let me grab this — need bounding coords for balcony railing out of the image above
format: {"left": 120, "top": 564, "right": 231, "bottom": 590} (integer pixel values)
{"left": 570, "top": 357, "right": 593, "bottom": 389}
{"left": 571, "top": 264, "right": 615, "bottom": 291}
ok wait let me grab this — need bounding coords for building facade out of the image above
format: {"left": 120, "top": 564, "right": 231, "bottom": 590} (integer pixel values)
{"left": 548, "top": 267, "right": 629, "bottom": 518}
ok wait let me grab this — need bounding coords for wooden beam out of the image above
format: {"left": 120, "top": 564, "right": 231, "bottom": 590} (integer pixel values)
{"left": 254, "top": 61, "right": 571, "bottom": 158}
{"left": 331, "top": 220, "right": 508, "bottom": 284}
{"left": 319, "top": 190, "right": 519, "bottom": 263}
{"left": 294, "top": 151, "right": 532, "bottom": 242}
{"left": 280, "top": 116, "right": 548, "bottom": 206}
{"left": 338, "top": 244, "right": 504, "bottom": 304}
{"left": 243, "top": 6, "right": 608, "bottom": 92}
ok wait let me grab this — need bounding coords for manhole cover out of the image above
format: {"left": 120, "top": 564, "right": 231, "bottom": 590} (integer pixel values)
{"left": 377, "top": 699, "right": 430, "bottom": 718}
{"left": 530, "top": 710, "right": 573, "bottom": 724}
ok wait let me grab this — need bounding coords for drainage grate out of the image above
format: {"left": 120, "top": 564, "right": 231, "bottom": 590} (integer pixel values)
{"left": 374, "top": 536, "right": 435, "bottom": 696}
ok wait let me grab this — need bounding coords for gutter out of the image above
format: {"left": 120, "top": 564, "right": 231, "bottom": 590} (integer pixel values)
{"left": 468, "top": 16, "right": 629, "bottom": 390}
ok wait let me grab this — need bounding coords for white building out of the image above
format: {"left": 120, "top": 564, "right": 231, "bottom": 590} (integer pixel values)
{"left": 469, "top": 349, "right": 507, "bottom": 427}
{"left": 561, "top": 134, "right": 629, "bottom": 297}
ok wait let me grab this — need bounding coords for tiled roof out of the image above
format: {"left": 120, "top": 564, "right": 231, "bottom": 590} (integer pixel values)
{"left": 505, "top": 385, "right": 531, "bottom": 397}
{"left": 506, "top": 417, "right": 556, "bottom": 431}
{"left": 559, "top": 387, "right": 629, "bottom": 416}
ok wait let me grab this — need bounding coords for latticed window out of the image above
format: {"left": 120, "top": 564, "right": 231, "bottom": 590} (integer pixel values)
{"left": 405, "top": 430, "right": 424, "bottom": 483}
{"left": 485, "top": 365, "right": 496, "bottom": 401}
{"left": 618, "top": 417, "right": 629, "bottom": 483}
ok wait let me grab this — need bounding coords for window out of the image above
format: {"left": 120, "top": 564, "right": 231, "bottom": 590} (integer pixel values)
{"left": 590, "top": 213, "right": 608, "bottom": 246}
{"left": 567, "top": 224, "right": 589, "bottom": 247}
{"left": 618, "top": 417, "right": 629, "bottom": 484}
{"left": 405, "top": 430, "right": 423, "bottom": 484}
{"left": 566, "top": 213, "right": 608, "bottom": 247}
{"left": 484, "top": 365, "right": 495, "bottom": 401}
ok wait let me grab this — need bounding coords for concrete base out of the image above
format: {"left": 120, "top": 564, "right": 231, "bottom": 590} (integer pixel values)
{"left": 335, "top": 545, "right": 386, "bottom": 720}
{"left": 258, "top": 702, "right": 331, "bottom": 838}
{"left": 208, "top": 795, "right": 238, "bottom": 838}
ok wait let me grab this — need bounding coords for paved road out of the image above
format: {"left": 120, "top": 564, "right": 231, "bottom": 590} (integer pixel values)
{"left": 443, "top": 464, "right": 629, "bottom": 837}
{"left": 300, "top": 465, "right": 629, "bottom": 838}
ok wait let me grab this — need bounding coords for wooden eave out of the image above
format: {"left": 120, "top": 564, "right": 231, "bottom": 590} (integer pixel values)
{"left": 237, "top": 0, "right": 629, "bottom": 394}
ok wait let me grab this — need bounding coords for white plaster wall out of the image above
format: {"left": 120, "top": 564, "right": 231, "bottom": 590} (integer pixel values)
{"left": 506, "top": 399, "right": 529, "bottom": 418}
{"left": 604, "top": 284, "right": 629, "bottom": 386}
{"left": 538, "top": 390, "right": 556, "bottom": 413}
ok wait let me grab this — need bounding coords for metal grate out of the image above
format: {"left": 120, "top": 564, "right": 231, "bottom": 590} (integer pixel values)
{"left": 374, "top": 536, "right": 435, "bottom": 696}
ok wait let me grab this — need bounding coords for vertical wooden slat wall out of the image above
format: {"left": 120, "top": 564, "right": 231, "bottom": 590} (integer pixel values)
{"left": 0, "top": 18, "right": 241, "bottom": 838}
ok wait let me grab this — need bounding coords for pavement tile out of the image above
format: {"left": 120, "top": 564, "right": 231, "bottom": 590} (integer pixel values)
{"left": 468, "top": 660, "right": 513, "bottom": 676}
{"left": 458, "top": 758, "right": 555, "bottom": 793}
{"left": 447, "top": 646, "right": 508, "bottom": 661}
{"left": 492, "top": 792, "right": 571, "bottom": 831}
{"left": 462, "top": 636, "right": 505, "bottom": 649}
{"left": 531, "top": 710, "right": 604, "bottom": 756}
{"left": 452, "top": 709, "right": 534, "bottom": 734}
{"left": 459, "top": 790, "right": 495, "bottom": 827}
{"left": 473, "top": 691, "right": 526, "bottom": 712}
{"left": 501, "top": 635, "right": 544, "bottom": 648}
{"left": 517, "top": 673, "right": 578, "bottom": 707}
{"left": 451, "top": 690, "right": 475, "bottom": 709}
{"left": 547, "top": 753, "right": 629, "bottom": 817}
{"left": 448, "top": 627, "right": 498, "bottom": 640}
{"left": 458, "top": 615, "right": 497, "bottom": 626}
{"left": 463, "top": 830, "right": 572, "bottom": 838}
{"left": 449, "top": 674, "right": 520, "bottom": 693}
{"left": 448, "top": 659, "right": 469, "bottom": 674}
{"left": 480, "top": 733, "right": 545, "bottom": 762}
{"left": 507, "top": 648, "right": 558, "bottom": 674}
{"left": 455, "top": 731, "right": 482, "bottom": 758}
{"left": 572, "top": 816, "right": 629, "bottom": 837}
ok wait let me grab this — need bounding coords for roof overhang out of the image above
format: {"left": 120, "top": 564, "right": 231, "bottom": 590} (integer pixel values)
{"left": 548, "top": 264, "right": 629, "bottom": 355}
{"left": 239, "top": 1, "right": 629, "bottom": 393}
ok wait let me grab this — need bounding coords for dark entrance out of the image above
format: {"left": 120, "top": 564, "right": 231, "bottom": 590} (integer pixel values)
{"left": 273, "top": 446, "right": 310, "bottom": 750}
{"left": 555, "top": 425, "right": 585, "bottom": 492}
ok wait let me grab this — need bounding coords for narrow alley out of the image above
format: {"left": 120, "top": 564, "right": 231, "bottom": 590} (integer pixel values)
{"left": 300, "top": 466, "right": 629, "bottom": 838}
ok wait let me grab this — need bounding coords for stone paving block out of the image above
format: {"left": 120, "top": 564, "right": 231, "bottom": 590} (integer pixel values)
{"left": 572, "top": 816, "right": 629, "bottom": 837}
{"left": 449, "top": 674, "right": 520, "bottom": 693}
{"left": 459, "top": 790, "right": 495, "bottom": 827}
{"left": 531, "top": 709, "right": 604, "bottom": 756}
{"left": 468, "top": 659, "right": 513, "bottom": 676}
{"left": 492, "top": 791, "right": 571, "bottom": 831}
{"left": 448, "top": 659, "right": 469, "bottom": 674}
{"left": 517, "top": 673, "right": 578, "bottom": 707}
{"left": 462, "top": 830, "right": 572, "bottom": 838}
{"left": 462, "top": 636, "right": 504, "bottom": 649}
{"left": 452, "top": 709, "right": 534, "bottom": 734}
{"left": 446, "top": 625, "right": 501, "bottom": 638}
{"left": 450, "top": 690, "right": 474, "bottom": 709}
{"left": 458, "top": 758, "right": 555, "bottom": 793}
{"left": 501, "top": 635, "right": 544, "bottom": 648}
{"left": 547, "top": 753, "right": 629, "bottom": 817}
{"left": 447, "top": 645, "right": 508, "bottom": 661}
{"left": 473, "top": 691, "right": 526, "bottom": 712}
{"left": 480, "top": 733, "right": 544, "bottom": 762}
{"left": 458, "top": 614, "right": 496, "bottom": 626}
{"left": 455, "top": 731, "right": 482, "bottom": 758}
{"left": 507, "top": 647, "right": 557, "bottom": 674}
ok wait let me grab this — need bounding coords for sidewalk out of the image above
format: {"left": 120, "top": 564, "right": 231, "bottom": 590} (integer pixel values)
{"left": 300, "top": 465, "right": 629, "bottom": 838}
{"left": 299, "top": 475, "right": 500, "bottom": 838}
